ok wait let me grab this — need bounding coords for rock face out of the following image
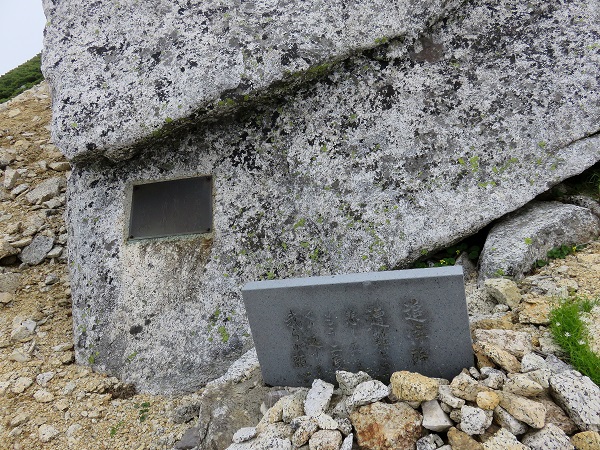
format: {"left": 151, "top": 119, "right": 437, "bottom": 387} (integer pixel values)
{"left": 48, "top": 0, "right": 600, "bottom": 393}
{"left": 478, "top": 202, "right": 600, "bottom": 283}
{"left": 42, "top": 0, "right": 465, "bottom": 161}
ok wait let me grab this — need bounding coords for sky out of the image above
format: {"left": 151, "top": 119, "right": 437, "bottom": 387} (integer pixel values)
{"left": 0, "top": 0, "right": 46, "bottom": 76}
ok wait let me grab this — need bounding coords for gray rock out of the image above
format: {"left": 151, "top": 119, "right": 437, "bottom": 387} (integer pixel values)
{"left": 0, "top": 240, "right": 19, "bottom": 261}
{"left": 459, "top": 405, "right": 492, "bottom": 435}
{"left": 42, "top": 0, "right": 464, "bottom": 161}
{"left": 482, "top": 428, "right": 528, "bottom": 450}
{"left": 521, "top": 353, "right": 548, "bottom": 373}
{"left": 473, "top": 329, "right": 532, "bottom": 358}
{"left": 521, "top": 423, "right": 574, "bottom": 450}
{"left": 340, "top": 434, "right": 353, "bottom": 450}
{"left": 493, "top": 406, "right": 529, "bottom": 436}
{"left": 62, "top": 0, "right": 600, "bottom": 394}
{"left": 10, "top": 183, "right": 29, "bottom": 197}
{"left": 19, "top": 235, "right": 54, "bottom": 265}
{"left": 346, "top": 380, "right": 389, "bottom": 411}
{"left": 335, "top": 371, "right": 372, "bottom": 396}
{"left": 484, "top": 278, "right": 522, "bottom": 309}
{"left": 438, "top": 385, "right": 465, "bottom": 409}
{"left": 562, "top": 195, "right": 600, "bottom": 219}
{"left": 421, "top": 400, "right": 453, "bottom": 432}
{"left": 550, "top": 370, "right": 600, "bottom": 432}
{"left": 417, "top": 434, "right": 444, "bottom": 450}
{"left": 25, "top": 176, "right": 65, "bottom": 205}
{"left": 545, "top": 355, "right": 572, "bottom": 374}
{"left": 174, "top": 426, "right": 203, "bottom": 449}
{"left": 233, "top": 427, "right": 257, "bottom": 444}
{"left": 304, "top": 380, "right": 334, "bottom": 417}
{"left": 308, "top": 429, "right": 342, "bottom": 450}
{"left": 480, "top": 368, "right": 507, "bottom": 390}
{"left": 3, "top": 167, "right": 19, "bottom": 189}
{"left": 479, "top": 202, "right": 600, "bottom": 283}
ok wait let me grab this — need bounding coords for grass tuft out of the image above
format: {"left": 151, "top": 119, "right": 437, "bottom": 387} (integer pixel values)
{"left": 549, "top": 296, "right": 600, "bottom": 386}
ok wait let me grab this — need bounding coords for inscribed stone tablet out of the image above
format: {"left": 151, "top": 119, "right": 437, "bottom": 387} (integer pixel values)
{"left": 128, "top": 176, "right": 212, "bottom": 240}
{"left": 242, "top": 266, "right": 473, "bottom": 387}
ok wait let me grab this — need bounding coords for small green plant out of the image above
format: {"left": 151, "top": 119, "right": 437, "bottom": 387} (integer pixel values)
{"left": 535, "top": 244, "right": 586, "bottom": 267}
{"left": 135, "top": 402, "right": 150, "bottom": 422}
{"left": 549, "top": 297, "right": 600, "bottom": 386}
{"left": 524, "top": 237, "right": 533, "bottom": 245}
{"left": 109, "top": 420, "right": 124, "bottom": 437}
{"left": 218, "top": 325, "right": 230, "bottom": 343}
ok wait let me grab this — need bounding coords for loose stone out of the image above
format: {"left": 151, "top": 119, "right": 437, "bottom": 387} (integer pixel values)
{"left": 390, "top": 371, "right": 439, "bottom": 402}
{"left": 421, "top": 399, "right": 453, "bottom": 432}
{"left": 477, "top": 342, "right": 521, "bottom": 373}
{"left": 308, "top": 429, "right": 342, "bottom": 450}
{"left": 473, "top": 329, "right": 532, "bottom": 358}
{"left": 11, "top": 376, "right": 33, "bottom": 394}
{"left": 38, "top": 424, "right": 60, "bottom": 443}
{"left": 521, "top": 423, "right": 574, "bottom": 450}
{"left": 291, "top": 416, "right": 319, "bottom": 447}
{"left": 447, "top": 426, "right": 483, "bottom": 450}
{"left": 503, "top": 374, "right": 545, "bottom": 397}
{"left": 571, "top": 431, "right": 600, "bottom": 450}
{"left": 304, "top": 379, "right": 334, "bottom": 417}
{"left": 450, "top": 371, "right": 492, "bottom": 401}
{"left": 340, "top": 433, "right": 353, "bottom": 450}
{"left": 459, "top": 405, "right": 492, "bottom": 435}
{"left": 521, "top": 352, "right": 548, "bottom": 372}
{"left": 438, "top": 385, "right": 465, "bottom": 409}
{"left": 335, "top": 370, "right": 372, "bottom": 396}
{"left": 550, "top": 370, "right": 600, "bottom": 432}
{"left": 232, "top": 427, "right": 257, "bottom": 443}
{"left": 482, "top": 428, "right": 529, "bottom": 450}
{"left": 493, "top": 406, "right": 529, "bottom": 436}
{"left": 476, "top": 391, "right": 500, "bottom": 410}
{"left": 498, "top": 392, "right": 546, "bottom": 429}
{"left": 484, "top": 278, "right": 522, "bottom": 309}
{"left": 34, "top": 389, "right": 55, "bottom": 402}
{"left": 346, "top": 380, "right": 389, "bottom": 410}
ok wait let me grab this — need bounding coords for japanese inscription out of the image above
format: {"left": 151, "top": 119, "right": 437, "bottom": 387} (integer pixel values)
{"left": 242, "top": 266, "right": 473, "bottom": 387}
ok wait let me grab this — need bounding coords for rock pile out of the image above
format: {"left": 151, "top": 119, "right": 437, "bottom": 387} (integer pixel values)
{"left": 225, "top": 364, "right": 600, "bottom": 450}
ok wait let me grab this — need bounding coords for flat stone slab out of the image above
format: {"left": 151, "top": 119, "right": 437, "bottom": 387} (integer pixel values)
{"left": 242, "top": 266, "right": 473, "bottom": 387}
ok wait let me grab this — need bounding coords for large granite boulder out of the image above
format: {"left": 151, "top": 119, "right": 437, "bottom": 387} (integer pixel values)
{"left": 46, "top": 0, "right": 600, "bottom": 393}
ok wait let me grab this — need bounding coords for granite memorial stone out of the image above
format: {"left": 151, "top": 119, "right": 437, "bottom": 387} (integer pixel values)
{"left": 242, "top": 266, "right": 473, "bottom": 387}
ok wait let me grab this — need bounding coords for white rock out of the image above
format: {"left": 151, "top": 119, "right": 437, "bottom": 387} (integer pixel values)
{"left": 438, "top": 385, "right": 465, "bottom": 409}
{"left": 483, "top": 428, "right": 529, "bottom": 449}
{"left": 8, "top": 349, "right": 31, "bottom": 362}
{"left": 10, "top": 412, "right": 30, "bottom": 427}
{"left": 550, "top": 370, "right": 600, "bottom": 432}
{"left": 3, "top": 167, "right": 19, "bottom": 189}
{"left": 421, "top": 400, "right": 453, "bottom": 432}
{"left": 11, "top": 377, "right": 33, "bottom": 394}
{"left": 10, "top": 318, "right": 36, "bottom": 342}
{"left": 34, "top": 389, "right": 55, "bottom": 403}
{"left": 232, "top": 427, "right": 257, "bottom": 443}
{"left": 480, "top": 367, "right": 506, "bottom": 390}
{"left": 340, "top": 433, "right": 353, "bottom": 450}
{"left": 36, "top": 372, "right": 55, "bottom": 387}
{"left": 521, "top": 423, "right": 574, "bottom": 450}
{"left": 417, "top": 433, "right": 444, "bottom": 450}
{"left": 304, "top": 379, "right": 334, "bottom": 417}
{"left": 314, "top": 413, "right": 339, "bottom": 430}
{"left": 335, "top": 417, "right": 352, "bottom": 436}
{"left": 526, "top": 369, "right": 552, "bottom": 389}
{"left": 521, "top": 353, "right": 548, "bottom": 373}
{"left": 346, "top": 380, "right": 389, "bottom": 410}
{"left": 493, "top": 406, "right": 529, "bottom": 435}
{"left": 335, "top": 370, "right": 372, "bottom": 395}
{"left": 459, "top": 405, "right": 492, "bottom": 435}
{"left": 39, "top": 424, "right": 59, "bottom": 443}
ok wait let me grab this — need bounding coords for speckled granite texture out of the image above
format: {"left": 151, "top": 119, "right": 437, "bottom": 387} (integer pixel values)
{"left": 49, "top": 0, "right": 600, "bottom": 393}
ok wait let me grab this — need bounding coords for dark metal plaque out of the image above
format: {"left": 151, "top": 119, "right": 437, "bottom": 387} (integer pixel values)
{"left": 242, "top": 266, "right": 473, "bottom": 387}
{"left": 128, "top": 176, "right": 212, "bottom": 240}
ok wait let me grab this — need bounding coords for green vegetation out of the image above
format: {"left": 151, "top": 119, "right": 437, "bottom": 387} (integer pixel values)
{"left": 413, "top": 241, "right": 481, "bottom": 268}
{"left": 549, "top": 297, "right": 600, "bottom": 386}
{"left": 109, "top": 420, "right": 125, "bottom": 437}
{"left": 0, "top": 54, "right": 44, "bottom": 104}
{"left": 135, "top": 402, "right": 150, "bottom": 422}
{"left": 535, "top": 244, "right": 586, "bottom": 268}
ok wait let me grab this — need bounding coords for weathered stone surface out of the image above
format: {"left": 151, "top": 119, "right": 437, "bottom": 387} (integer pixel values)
{"left": 521, "top": 353, "right": 548, "bottom": 373}
{"left": 25, "top": 176, "right": 64, "bottom": 204}
{"left": 493, "top": 406, "right": 529, "bottom": 436}
{"left": 482, "top": 428, "right": 528, "bottom": 450}
{"left": 504, "top": 374, "right": 545, "bottom": 398}
{"left": 350, "top": 401, "right": 422, "bottom": 450}
{"left": 417, "top": 433, "right": 444, "bottom": 450}
{"left": 232, "top": 427, "right": 257, "bottom": 444}
{"left": 291, "top": 416, "right": 319, "bottom": 447}
{"left": 459, "top": 405, "right": 492, "bottom": 435}
{"left": 43, "top": 0, "right": 466, "bottom": 161}
{"left": 484, "top": 279, "right": 522, "bottom": 310}
{"left": 522, "top": 423, "right": 574, "bottom": 450}
{"left": 421, "top": 400, "right": 453, "bottom": 432}
{"left": 336, "top": 371, "right": 372, "bottom": 396}
{"left": 62, "top": 0, "right": 600, "bottom": 393}
{"left": 499, "top": 392, "right": 546, "bottom": 429}
{"left": 308, "top": 430, "right": 342, "bottom": 450}
{"left": 38, "top": 424, "right": 60, "bottom": 443}
{"left": 346, "top": 380, "right": 389, "bottom": 411}
{"left": 479, "top": 202, "right": 600, "bottom": 283}
{"left": 550, "top": 370, "right": 600, "bottom": 432}
{"left": 476, "top": 391, "right": 500, "bottom": 411}
{"left": 0, "top": 272, "right": 20, "bottom": 293}
{"left": 447, "top": 427, "right": 483, "bottom": 450}
{"left": 519, "top": 300, "right": 552, "bottom": 325}
{"left": 536, "top": 395, "right": 578, "bottom": 436}
{"left": 391, "top": 371, "right": 439, "bottom": 402}
{"left": 0, "top": 240, "right": 19, "bottom": 261}
{"left": 473, "top": 329, "right": 532, "bottom": 359}
{"left": 19, "top": 235, "right": 54, "bottom": 265}
{"left": 438, "top": 384, "right": 465, "bottom": 409}
{"left": 281, "top": 391, "right": 307, "bottom": 423}
{"left": 480, "top": 368, "right": 507, "bottom": 390}
{"left": 340, "top": 433, "right": 353, "bottom": 450}
{"left": 305, "top": 380, "right": 334, "bottom": 417}
{"left": 477, "top": 342, "right": 521, "bottom": 373}
{"left": 571, "top": 431, "right": 600, "bottom": 450}
{"left": 450, "top": 371, "right": 492, "bottom": 402}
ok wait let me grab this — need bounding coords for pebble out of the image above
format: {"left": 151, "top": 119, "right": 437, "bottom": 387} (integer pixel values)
{"left": 521, "top": 423, "right": 574, "bottom": 449}
{"left": 38, "top": 424, "right": 60, "bottom": 443}
{"left": 36, "top": 371, "right": 55, "bottom": 386}
{"left": 11, "top": 376, "right": 33, "bottom": 393}
{"left": 34, "top": 389, "right": 55, "bottom": 402}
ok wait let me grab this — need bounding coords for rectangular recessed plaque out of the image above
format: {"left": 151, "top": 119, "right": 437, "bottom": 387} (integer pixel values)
{"left": 242, "top": 266, "right": 473, "bottom": 387}
{"left": 128, "top": 176, "right": 212, "bottom": 240}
